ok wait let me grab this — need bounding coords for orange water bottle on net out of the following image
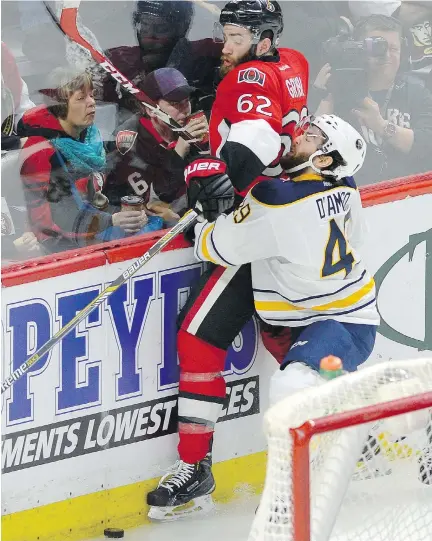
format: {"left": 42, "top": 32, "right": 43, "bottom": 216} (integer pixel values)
{"left": 319, "top": 355, "right": 344, "bottom": 380}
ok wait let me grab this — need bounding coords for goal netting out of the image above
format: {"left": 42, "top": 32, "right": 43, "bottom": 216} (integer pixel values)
{"left": 249, "top": 358, "right": 432, "bottom": 541}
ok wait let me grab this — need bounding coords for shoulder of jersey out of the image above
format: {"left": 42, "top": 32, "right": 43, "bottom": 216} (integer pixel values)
{"left": 250, "top": 179, "right": 333, "bottom": 207}
{"left": 270, "top": 49, "right": 309, "bottom": 88}
{"left": 278, "top": 48, "right": 308, "bottom": 66}
{"left": 343, "top": 176, "right": 357, "bottom": 190}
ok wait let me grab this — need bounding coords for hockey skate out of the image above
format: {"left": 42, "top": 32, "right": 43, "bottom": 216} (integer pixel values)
{"left": 147, "top": 453, "right": 215, "bottom": 521}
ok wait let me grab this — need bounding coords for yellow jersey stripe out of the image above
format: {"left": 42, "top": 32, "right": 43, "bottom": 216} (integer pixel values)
{"left": 313, "top": 278, "right": 375, "bottom": 311}
{"left": 254, "top": 300, "right": 303, "bottom": 312}
{"left": 255, "top": 278, "right": 375, "bottom": 312}
{"left": 200, "top": 223, "right": 219, "bottom": 265}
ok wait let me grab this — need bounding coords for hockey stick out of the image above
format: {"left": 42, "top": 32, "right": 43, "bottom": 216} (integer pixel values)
{"left": 43, "top": 1, "right": 200, "bottom": 145}
{"left": 188, "top": 0, "right": 221, "bottom": 16}
{"left": 1, "top": 209, "right": 198, "bottom": 394}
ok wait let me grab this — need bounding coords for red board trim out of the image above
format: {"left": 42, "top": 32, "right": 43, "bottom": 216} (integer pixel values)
{"left": 1, "top": 252, "right": 106, "bottom": 288}
{"left": 360, "top": 172, "right": 432, "bottom": 207}
{"left": 2, "top": 172, "right": 431, "bottom": 287}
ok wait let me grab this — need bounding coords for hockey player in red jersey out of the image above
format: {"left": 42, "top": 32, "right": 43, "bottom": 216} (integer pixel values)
{"left": 210, "top": 3, "right": 309, "bottom": 196}
{"left": 146, "top": 0, "right": 309, "bottom": 521}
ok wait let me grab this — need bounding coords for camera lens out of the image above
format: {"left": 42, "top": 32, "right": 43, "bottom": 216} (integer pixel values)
{"left": 364, "top": 37, "right": 388, "bottom": 57}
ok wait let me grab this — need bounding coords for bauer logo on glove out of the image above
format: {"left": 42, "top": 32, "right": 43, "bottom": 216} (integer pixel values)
{"left": 184, "top": 157, "right": 234, "bottom": 222}
{"left": 184, "top": 159, "right": 227, "bottom": 183}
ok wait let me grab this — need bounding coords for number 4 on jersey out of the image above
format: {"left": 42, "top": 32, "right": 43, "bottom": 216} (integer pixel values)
{"left": 322, "top": 219, "right": 354, "bottom": 278}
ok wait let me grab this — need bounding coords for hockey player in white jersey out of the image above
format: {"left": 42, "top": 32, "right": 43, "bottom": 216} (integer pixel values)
{"left": 192, "top": 114, "right": 380, "bottom": 400}
{"left": 146, "top": 114, "right": 379, "bottom": 521}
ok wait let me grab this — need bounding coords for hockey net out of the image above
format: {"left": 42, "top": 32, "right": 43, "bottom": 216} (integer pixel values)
{"left": 249, "top": 358, "right": 432, "bottom": 541}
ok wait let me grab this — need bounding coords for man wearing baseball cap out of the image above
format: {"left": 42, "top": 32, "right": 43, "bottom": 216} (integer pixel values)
{"left": 142, "top": 66, "right": 196, "bottom": 102}
{"left": 105, "top": 67, "right": 208, "bottom": 226}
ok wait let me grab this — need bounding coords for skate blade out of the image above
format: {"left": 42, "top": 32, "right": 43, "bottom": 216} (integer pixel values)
{"left": 148, "top": 494, "right": 215, "bottom": 522}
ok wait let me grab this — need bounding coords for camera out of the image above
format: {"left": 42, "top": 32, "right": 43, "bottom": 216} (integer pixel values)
{"left": 323, "top": 35, "right": 388, "bottom": 70}
{"left": 322, "top": 34, "right": 388, "bottom": 108}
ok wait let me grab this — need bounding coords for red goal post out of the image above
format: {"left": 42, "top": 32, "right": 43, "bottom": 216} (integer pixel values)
{"left": 249, "top": 358, "right": 432, "bottom": 541}
{"left": 291, "top": 389, "right": 432, "bottom": 541}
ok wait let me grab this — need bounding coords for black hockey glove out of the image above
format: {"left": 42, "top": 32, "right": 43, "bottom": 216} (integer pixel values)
{"left": 184, "top": 157, "right": 234, "bottom": 223}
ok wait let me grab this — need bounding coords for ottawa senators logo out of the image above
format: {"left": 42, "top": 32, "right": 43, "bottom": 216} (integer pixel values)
{"left": 116, "top": 130, "right": 138, "bottom": 155}
{"left": 238, "top": 68, "right": 266, "bottom": 87}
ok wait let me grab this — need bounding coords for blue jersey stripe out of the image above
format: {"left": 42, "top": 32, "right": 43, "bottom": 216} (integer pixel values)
{"left": 210, "top": 228, "right": 234, "bottom": 266}
{"left": 253, "top": 269, "right": 367, "bottom": 304}
{"left": 251, "top": 178, "right": 331, "bottom": 206}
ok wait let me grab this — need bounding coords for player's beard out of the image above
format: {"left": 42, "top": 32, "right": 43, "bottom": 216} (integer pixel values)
{"left": 280, "top": 152, "right": 310, "bottom": 178}
{"left": 219, "top": 49, "right": 255, "bottom": 78}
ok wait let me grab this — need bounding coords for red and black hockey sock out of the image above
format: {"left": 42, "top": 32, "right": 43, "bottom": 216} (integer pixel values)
{"left": 177, "top": 329, "right": 227, "bottom": 464}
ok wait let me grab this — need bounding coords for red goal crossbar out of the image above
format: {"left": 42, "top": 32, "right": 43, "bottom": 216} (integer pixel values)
{"left": 290, "top": 391, "right": 432, "bottom": 541}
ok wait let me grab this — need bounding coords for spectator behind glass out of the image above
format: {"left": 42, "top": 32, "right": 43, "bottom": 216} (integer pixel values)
{"left": 1, "top": 41, "right": 40, "bottom": 263}
{"left": 348, "top": 1, "right": 401, "bottom": 20}
{"left": 19, "top": 68, "right": 150, "bottom": 254}
{"left": 277, "top": 2, "right": 353, "bottom": 81}
{"left": 166, "top": 2, "right": 223, "bottom": 117}
{"left": 313, "top": 14, "right": 432, "bottom": 185}
{"left": 105, "top": 67, "right": 208, "bottom": 228}
{"left": 2, "top": 150, "right": 41, "bottom": 264}
{"left": 103, "top": 1, "right": 194, "bottom": 118}
{"left": 1, "top": 41, "right": 35, "bottom": 151}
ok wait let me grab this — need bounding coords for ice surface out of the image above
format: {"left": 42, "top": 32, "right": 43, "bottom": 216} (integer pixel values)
{"left": 85, "top": 496, "right": 260, "bottom": 541}
{"left": 85, "top": 492, "right": 432, "bottom": 541}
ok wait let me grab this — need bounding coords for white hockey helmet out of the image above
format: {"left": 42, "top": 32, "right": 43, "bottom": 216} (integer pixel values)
{"left": 287, "top": 114, "right": 367, "bottom": 181}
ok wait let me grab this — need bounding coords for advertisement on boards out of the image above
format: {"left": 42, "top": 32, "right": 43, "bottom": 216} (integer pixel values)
{"left": 1, "top": 192, "right": 431, "bottom": 517}
{"left": 364, "top": 194, "right": 432, "bottom": 364}
{"left": 1, "top": 248, "right": 272, "bottom": 514}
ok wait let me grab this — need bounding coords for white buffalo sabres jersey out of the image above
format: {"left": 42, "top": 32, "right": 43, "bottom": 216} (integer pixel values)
{"left": 194, "top": 174, "right": 379, "bottom": 327}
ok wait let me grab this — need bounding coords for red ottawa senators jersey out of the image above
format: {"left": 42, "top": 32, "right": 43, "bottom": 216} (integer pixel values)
{"left": 210, "top": 48, "right": 309, "bottom": 195}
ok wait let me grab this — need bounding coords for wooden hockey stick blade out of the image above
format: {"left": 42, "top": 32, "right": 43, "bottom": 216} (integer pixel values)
{"left": 1, "top": 209, "right": 198, "bottom": 394}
